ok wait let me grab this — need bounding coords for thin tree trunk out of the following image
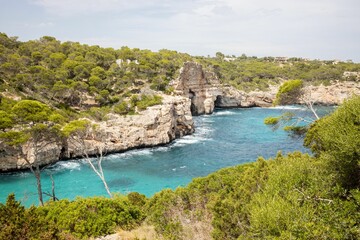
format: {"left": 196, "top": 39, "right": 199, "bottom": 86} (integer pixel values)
{"left": 27, "top": 161, "right": 44, "bottom": 206}
{"left": 49, "top": 174, "right": 57, "bottom": 201}
{"left": 86, "top": 158, "right": 113, "bottom": 198}
{"left": 35, "top": 165, "right": 44, "bottom": 206}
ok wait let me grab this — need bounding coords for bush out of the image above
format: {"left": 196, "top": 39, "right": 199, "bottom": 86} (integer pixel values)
{"left": 304, "top": 95, "right": 360, "bottom": 188}
{"left": 274, "top": 79, "right": 303, "bottom": 105}
{"left": 0, "top": 194, "right": 146, "bottom": 239}
{"left": 136, "top": 94, "right": 163, "bottom": 111}
{"left": 114, "top": 101, "right": 130, "bottom": 115}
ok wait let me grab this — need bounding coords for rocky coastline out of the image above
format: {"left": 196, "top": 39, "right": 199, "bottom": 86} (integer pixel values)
{"left": 1, "top": 61, "right": 359, "bottom": 171}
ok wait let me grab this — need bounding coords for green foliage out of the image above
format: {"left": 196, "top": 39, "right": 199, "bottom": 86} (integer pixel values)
{"left": 62, "top": 119, "right": 91, "bottom": 137}
{"left": 0, "top": 130, "right": 30, "bottom": 145}
{"left": 304, "top": 95, "right": 360, "bottom": 188}
{"left": 264, "top": 112, "right": 302, "bottom": 134}
{"left": 0, "top": 33, "right": 194, "bottom": 109}
{"left": 0, "top": 194, "right": 145, "bottom": 239}
{"left": 1, "top": 32, "right": 359, "bottom": 110}
{"left": 38, "top": 196, "right": 144, "bottom": 238}
{"left": 263, "top": 116, "right": 280, "bottom": 125}
{"left": 0, "top": 194, "right": 61, "bottom": 240}
{"left": 11, "top": 100, "right": 51, "bottom": 123}
{"left": 113, "top": 94, "right": 163, "bottom": 115}
{"left": 146, "top": 152, "right": 360, "bottom": 240}
{"left": 114, "top": 101, "right": 130, "bottom": 115}
{"left": 0, "top": 96, "right": 16, "bottom": 112}
{"left": 274, "top": 79, "right": 303, "bottom": 105}
{"left": 146, "top": 189, "right": 183, "bottom": 239}
{"left": 0, "top": 110, "right": 14, "bottom": 130}
{"left": 1, "top": 32, "right": 360, "bottom": 240}
{"left": 135, "top": 94, "right": 163, "bottom": 111}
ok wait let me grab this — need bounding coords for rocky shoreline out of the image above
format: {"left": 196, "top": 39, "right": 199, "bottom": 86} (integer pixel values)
{"left": 1, "top": 62, "right": 359, "bottom": 172}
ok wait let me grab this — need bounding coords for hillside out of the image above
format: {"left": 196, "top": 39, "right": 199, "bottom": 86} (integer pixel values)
{"left": 1, "top": 32, "right": 360, "bottom": 113}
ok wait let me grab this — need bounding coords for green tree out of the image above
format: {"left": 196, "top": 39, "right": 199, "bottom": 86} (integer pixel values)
{"left": 0, "top": 100, "right": 61, "bottom": 206}
{"left": 264, "top": 80, "right": 319, "bottom": 136}
{"left": 273, "top": 79, "right": 303, "bottom": 105}
{"left": 304, "top": 95, "right": 360, "bottom": 188}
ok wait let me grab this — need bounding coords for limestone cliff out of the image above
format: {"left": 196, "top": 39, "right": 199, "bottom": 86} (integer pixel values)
{"left": 171, "top": 62, "right": 360, "bottom": 111}
{"left": 1, "top": 62, "right": 360, "bottom": 171}
{"left": 301, "top": 81, "right": 360, "bottom": 105}
{"left": 0, "top": 95, "right": 194, "bottom": 171}
{"left": 171, "top": 62, "right": 276, "bottom": 113}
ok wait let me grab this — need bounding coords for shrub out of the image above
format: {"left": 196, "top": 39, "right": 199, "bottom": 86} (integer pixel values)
{"left": 274, "top": 79, "right": 303, "bottom": 105}
{"left": 136, "top": 94, "right": 163, "bottom": 111}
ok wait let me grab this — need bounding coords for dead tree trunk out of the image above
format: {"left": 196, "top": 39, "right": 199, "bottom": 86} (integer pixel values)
{"left": 84, "top": 147, "right": 112, "bottom": 198}
{"left": 28, "top": 163, "right": 44, "bottom": 206}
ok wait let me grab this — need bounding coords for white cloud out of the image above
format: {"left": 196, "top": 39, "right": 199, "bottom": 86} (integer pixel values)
{"left": 18, "top": 0, "right": 360, "bottom": 61}
{"left": 32, "top": 0, "right": 139, "bottom": 15}
{"left": 30, "top": 0, "right": 201, "bottom": 16}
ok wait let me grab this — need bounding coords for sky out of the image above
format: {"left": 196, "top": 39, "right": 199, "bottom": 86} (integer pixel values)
{"left": 0, "top": 0, "right": 359, "bottom": 62}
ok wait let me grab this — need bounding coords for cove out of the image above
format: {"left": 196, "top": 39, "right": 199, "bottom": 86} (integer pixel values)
{"left": 0, "top": 107, "right": 332, "bottom": 207}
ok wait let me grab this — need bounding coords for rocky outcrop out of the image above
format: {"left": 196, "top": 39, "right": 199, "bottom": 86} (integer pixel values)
{"left": 172, "top": 62, "right": 360, "bottom": 110}
{"left": 64, "top": 95, "right": 194, "bottom": 159}
{"left": 301, "top": 81, "right": 360, "bottom": 105}
{"left": 172, "top": 62, "right": 223, "bottom": 115}
{"left": 0, "top": 95, "right": 194, "bottom": 171}
{"left": 171, "top": 62, "right": 276, "bottom": 113}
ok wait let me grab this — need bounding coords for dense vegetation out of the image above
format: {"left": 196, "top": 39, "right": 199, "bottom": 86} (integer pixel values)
{"left": 0, "top": 193, "right": 146, "bottom": 239}
{"left": 196, "top": 53, "right": 360, "bottom": 92}
{"left": 1, "top": 33, "right": 360, "bottom": 113}
{"left": 1, "top": 32, "right": 360, "bottom": 239}
{"left": 1, "top": 96, "right": 359, "bottom": 239}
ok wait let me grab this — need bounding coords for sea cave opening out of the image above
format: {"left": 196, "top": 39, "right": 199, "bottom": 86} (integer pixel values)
{"left": 214, "top": 95, "right": 223, "bottom": 108}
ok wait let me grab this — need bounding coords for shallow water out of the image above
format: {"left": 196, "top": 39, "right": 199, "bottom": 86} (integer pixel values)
{"left": 0, "top": 106, "right": 333, "bottom": 206}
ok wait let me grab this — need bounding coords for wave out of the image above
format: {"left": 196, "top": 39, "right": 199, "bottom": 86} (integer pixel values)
{"left": 107, "top": 148, "right": 153, "bottom": 160}
{"left": 214, "top": 110, "right": 236, "bottom": 116}
{"left": 153, "top": 146, "right": 170, "bottom": 152}
{"left": 172, "top": 135, "right": 209, "bottom": 147}
{"left": 51, "top": 161, "right": 81, "bottom": 171}
{"left": 268, "top": 105, "right": 306, "bottom": 110}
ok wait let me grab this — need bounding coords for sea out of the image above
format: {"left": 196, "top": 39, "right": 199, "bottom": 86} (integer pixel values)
{"left": 0, "top": 106, "right": 334, "bottom": 207}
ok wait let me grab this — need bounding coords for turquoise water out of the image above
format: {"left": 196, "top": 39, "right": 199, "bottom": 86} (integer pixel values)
{"left": 0, "top": 106, "right": 333, "bottom": 206}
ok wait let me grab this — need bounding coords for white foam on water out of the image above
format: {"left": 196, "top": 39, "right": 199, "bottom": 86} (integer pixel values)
{"left": 179, "top": 166, "right": 186, "bottom": 169}
{"left": 172, "top": 135, "right": 209, "bottom": 147}
{"left": 115, "top": 148, "right": 153, "bottom": 159}
{"left": 153, "top": 146, "right": 170, "bottom": 153}
{"left": 53, "top": 161, "right": 81, "bottom": 171}
{"left": 214, "top": 110, "right": 236, "bottom": 116}
{"left": 268, "top": 105, "right": 306, "bottom": 110}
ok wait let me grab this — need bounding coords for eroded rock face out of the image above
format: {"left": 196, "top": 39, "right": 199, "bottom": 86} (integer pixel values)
{"left": 172, "top": 62, "right": 360, "bottom": 109}
{"left": 0, "top": 95, "right": 194, "bottom": 171}
{"left": 171, "top": 62, "right": 275, "bottom": 111}
{"left": 64, "top": 95, "right": 194, "bottom": 159}
{"left": 172, "top": 62, "right": 227, "bottom": 115}
{"left": 301, "top": 81, "right": 360, "bottom": 105}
